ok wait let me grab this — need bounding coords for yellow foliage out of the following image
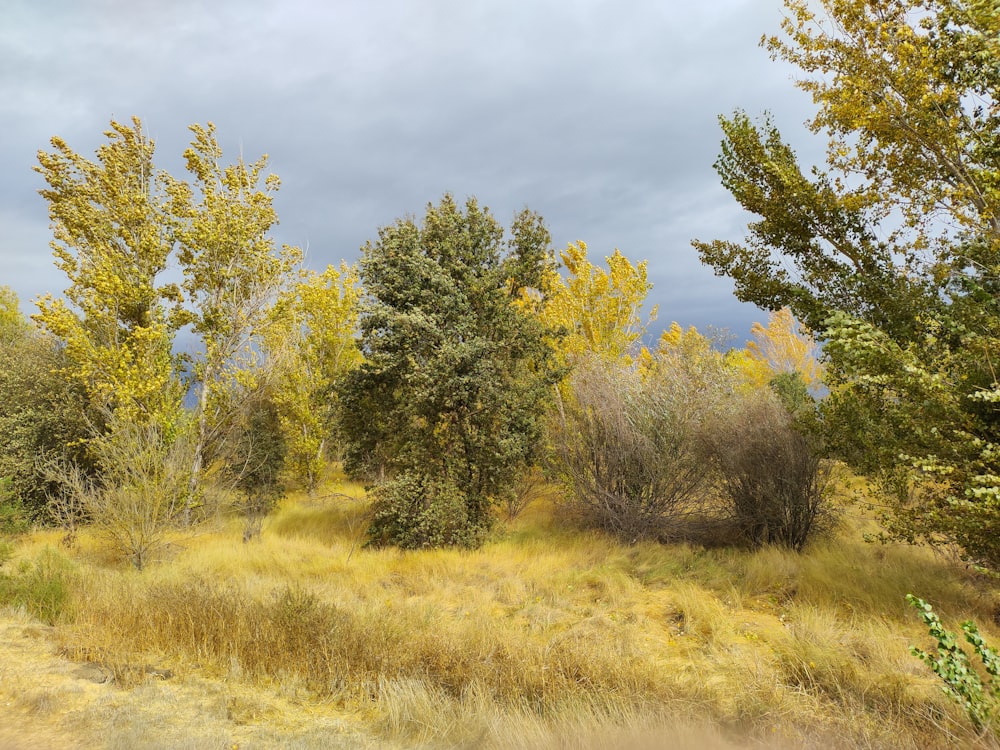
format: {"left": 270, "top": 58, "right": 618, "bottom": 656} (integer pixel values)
{"left": 541, "top": 241, "right": 656, "bottom": 367}
{"left": 746, "top": 307, "right": 823, "bottom": 390}
{"left": 265, "top": 263, "right": 362, "bottom": 491}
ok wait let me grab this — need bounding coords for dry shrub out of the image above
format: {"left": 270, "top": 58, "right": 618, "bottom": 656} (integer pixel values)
{"left": 45, "top": 415, "right": 191, "bottom": 570}
{"left": 550, "top": 358, "right": 710, "bottom": 543}
{"left": 702, "top": 392, "right": 832, "bottom": 551}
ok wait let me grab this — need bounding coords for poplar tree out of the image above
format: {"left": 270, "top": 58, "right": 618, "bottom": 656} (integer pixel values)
{"left": 168, "top": 123, "right": 301, "bottom": 516}
{"left": 693, "top": 0, "right": 1000, "bottom": 565}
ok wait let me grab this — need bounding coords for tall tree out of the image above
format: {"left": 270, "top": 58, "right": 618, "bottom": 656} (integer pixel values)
{"left": 33, "top": 117, "right": 183, "bottom": 431}
{"left": 168, "top": 123, "right": 301, "bottom": 516}
{"left": 339, "top": 195, "right": 561, "bottom": 548}
{"left": 693, "top": 0, "right": 1000, "bottom": 565}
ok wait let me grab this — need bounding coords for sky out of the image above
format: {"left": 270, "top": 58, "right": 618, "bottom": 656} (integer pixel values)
{"left": 1, "top": 0, "right": 823, "bottom": 346}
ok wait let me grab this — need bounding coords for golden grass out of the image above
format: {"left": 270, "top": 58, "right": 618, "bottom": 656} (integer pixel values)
{"left": 3, "top": 474, "right": 1000, "bottom": 748}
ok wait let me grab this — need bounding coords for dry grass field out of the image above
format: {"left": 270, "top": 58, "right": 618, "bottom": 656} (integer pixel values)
{"left": 1, "top": 471, "right": 999, "bottom": 749}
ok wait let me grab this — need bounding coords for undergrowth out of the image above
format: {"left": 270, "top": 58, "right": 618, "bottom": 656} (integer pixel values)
{"left": 5, "top": 478, "right": 1000, "bottom": 749}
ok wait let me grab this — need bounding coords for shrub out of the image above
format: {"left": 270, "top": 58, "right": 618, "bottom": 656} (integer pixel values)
{"left": 367, "top": 472, "right": 486, "bottom": 549}
{"left": 550, "top": 357, "right": 710, "bottom": 543}
{"left": 702, "top": 392, "right": 831, "bottom": 551}
{"left": 0, "top": 548, "right": 74, "bottom": 625}
{"left": 46, "top": 413, "right": 190, "bottom": 570}
{"left": 0, "top": 477, "right": 29, "bottom": 536}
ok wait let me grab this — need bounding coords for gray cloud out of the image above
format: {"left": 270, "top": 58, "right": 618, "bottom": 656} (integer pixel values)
{"left": 1, "top": 0, "right": 820, "bottom": 341}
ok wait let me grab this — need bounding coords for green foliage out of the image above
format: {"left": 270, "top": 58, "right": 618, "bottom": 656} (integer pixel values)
{"left": 339, "top": 195, "right": 561, "bottom": 547}
{"left": 907, "top": 594, "right": 1000, "bottom": 734}
{"left": 693, "top": 0, "right": 1000, "bottom": 567}
{"left": 223, "top": 386, "right": 287, "bottom": 541}
{"left": 367, "top": 472, "right": 483, "bottom": 549}
{"left": 0, "top": 478, "right": 28, "bottom": 536}
{"left": 0, "top": 548, "right": 74, "bottom": 625}
{"left": 0, "top": 304, "right": 92, "bottom": 520}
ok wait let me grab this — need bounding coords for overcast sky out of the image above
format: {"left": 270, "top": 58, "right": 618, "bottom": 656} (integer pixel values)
{"left": 1, "top": 0, "right": 822, "bottom": 345}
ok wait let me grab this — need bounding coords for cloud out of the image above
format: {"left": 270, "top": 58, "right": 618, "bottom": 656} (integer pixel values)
{"left": 1, "top": 0, "right": 819, "bottom": 337}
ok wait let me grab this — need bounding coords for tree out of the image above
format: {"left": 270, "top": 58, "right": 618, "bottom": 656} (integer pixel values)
{"left": 693, "top": 0, "right": 1000, "bottom": 565}
{"left": 0, "top": 291, "right": 90, "bottom": 521}
{"left": 264, "top": 264, "right": 361, "bottom": 492}
{"left": 339, "top": 195, "right": 561, "bottom": 548}
{"left": 168, "top": 122, "right": 301, "bottom": 518}
{"left": 33, "top": 118, "right": 183, "bottom": 432}
{"left": 221, "top": 381, "right": 287, "bottom": 542}
{"left": 746, "top": 307, "right": 823, "bottom": 393}
{"left": 539, "top": 241, "right": 656, "bottom": 367}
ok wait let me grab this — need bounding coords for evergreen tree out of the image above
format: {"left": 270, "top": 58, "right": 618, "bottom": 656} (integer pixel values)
{"left": 339, "top": 195, "right": 560, "bottom": 548}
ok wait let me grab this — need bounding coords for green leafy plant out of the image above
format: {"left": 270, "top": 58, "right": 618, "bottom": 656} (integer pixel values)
{"left": 907, "top": 594, "right": 1000, "bottom": 733}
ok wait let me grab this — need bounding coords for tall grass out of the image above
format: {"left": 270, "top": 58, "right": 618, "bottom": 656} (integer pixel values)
{"left": 7, "top": 478, "right": 1000, "bottom": 748}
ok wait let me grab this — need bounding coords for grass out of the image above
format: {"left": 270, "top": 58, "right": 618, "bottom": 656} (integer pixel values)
{"left": 2, "top": 471, "right": 999, "bottom": 748}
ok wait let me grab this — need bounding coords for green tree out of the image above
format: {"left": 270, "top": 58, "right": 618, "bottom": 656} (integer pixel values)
{"left": 0, "top": 292, "right": 90, "bottom": 521}
{"left": 693, "top": 0, "right": 1000, "bottom": 565}
{"left": 339, "top": 195, "right": 561, "bottom": 548}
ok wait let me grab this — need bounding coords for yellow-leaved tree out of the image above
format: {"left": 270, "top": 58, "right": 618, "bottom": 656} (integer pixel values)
{"left": 168, "top": 123, "right": 302, "bottom": 517}
{"left": 33, "top": 118, "right": 183, "bottom": 432}
{"left": 746, "top": 307, "right": 823, "bottom": 392}
{"left": 265, "top": 263, "right": 362, "bottom": 492}
{"left": 540, "top": 241, "right": 656, "bottom": 367}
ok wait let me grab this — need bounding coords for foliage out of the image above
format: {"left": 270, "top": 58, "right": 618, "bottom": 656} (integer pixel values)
{"left": 539, "top": 241, "right": 656, "bottom": 367}
{"left": 0, "top": 478, "right": 28, "bottom": 536}
{"left": 367, "top": 472, "right": 480, "bottom": 549}
{"left": 702, "top": 391, "right": 831, "bottom": 551}
{"left": 33, "top": 118, "right": 183, "bottom": 431}
{"left": 0, "top": 295, "right": 92, "bottom": 520}
{"left": 692, "top": 0, "right": 1000, "bottom": 566}
{"left": 265, "top": 263, "right": 361, "bottom": 492}
{"left": 222, "top": 384, "right": 288, "bottom": 542}
{"left": 168, "top": 122, "right": 302, "bottom": 517}
{"left": 908, "top": 595, "right": 1000, "bottom": 735}
{"left": 339, "top": 195, "right": 561, "bottom": 547}
{"left": 747, "top": 307, "right": 823, "bottom": 393}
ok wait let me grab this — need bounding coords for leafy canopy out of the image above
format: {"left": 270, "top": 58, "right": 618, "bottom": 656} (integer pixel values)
{"left": 693, "top": 0, "right": 1000, "bottom": 565}
{"left": 339, "top": 195, "right": 561, "bottom": 548}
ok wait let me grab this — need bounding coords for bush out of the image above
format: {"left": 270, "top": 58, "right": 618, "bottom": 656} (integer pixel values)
{"left": 46, "top": 414, "right": 190, "bottom": 570}
{"left": 367, "top": 472, "right": 487, "bottom": 549}
{"left": 0, "top": 477, "right": 29, "bottom": 536}
{"left": 550, "top": 358, "right": 710, "bottom": 543}
{"left": 702, "top": 392, "right": 830, "bottom": 551}
{"left": 0, "top": 548, "right": 74, "bottom": 625}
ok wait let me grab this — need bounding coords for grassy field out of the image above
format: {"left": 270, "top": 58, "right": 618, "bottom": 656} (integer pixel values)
{"left": 1, "top": 472, "right": 999, "bottom": 749}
